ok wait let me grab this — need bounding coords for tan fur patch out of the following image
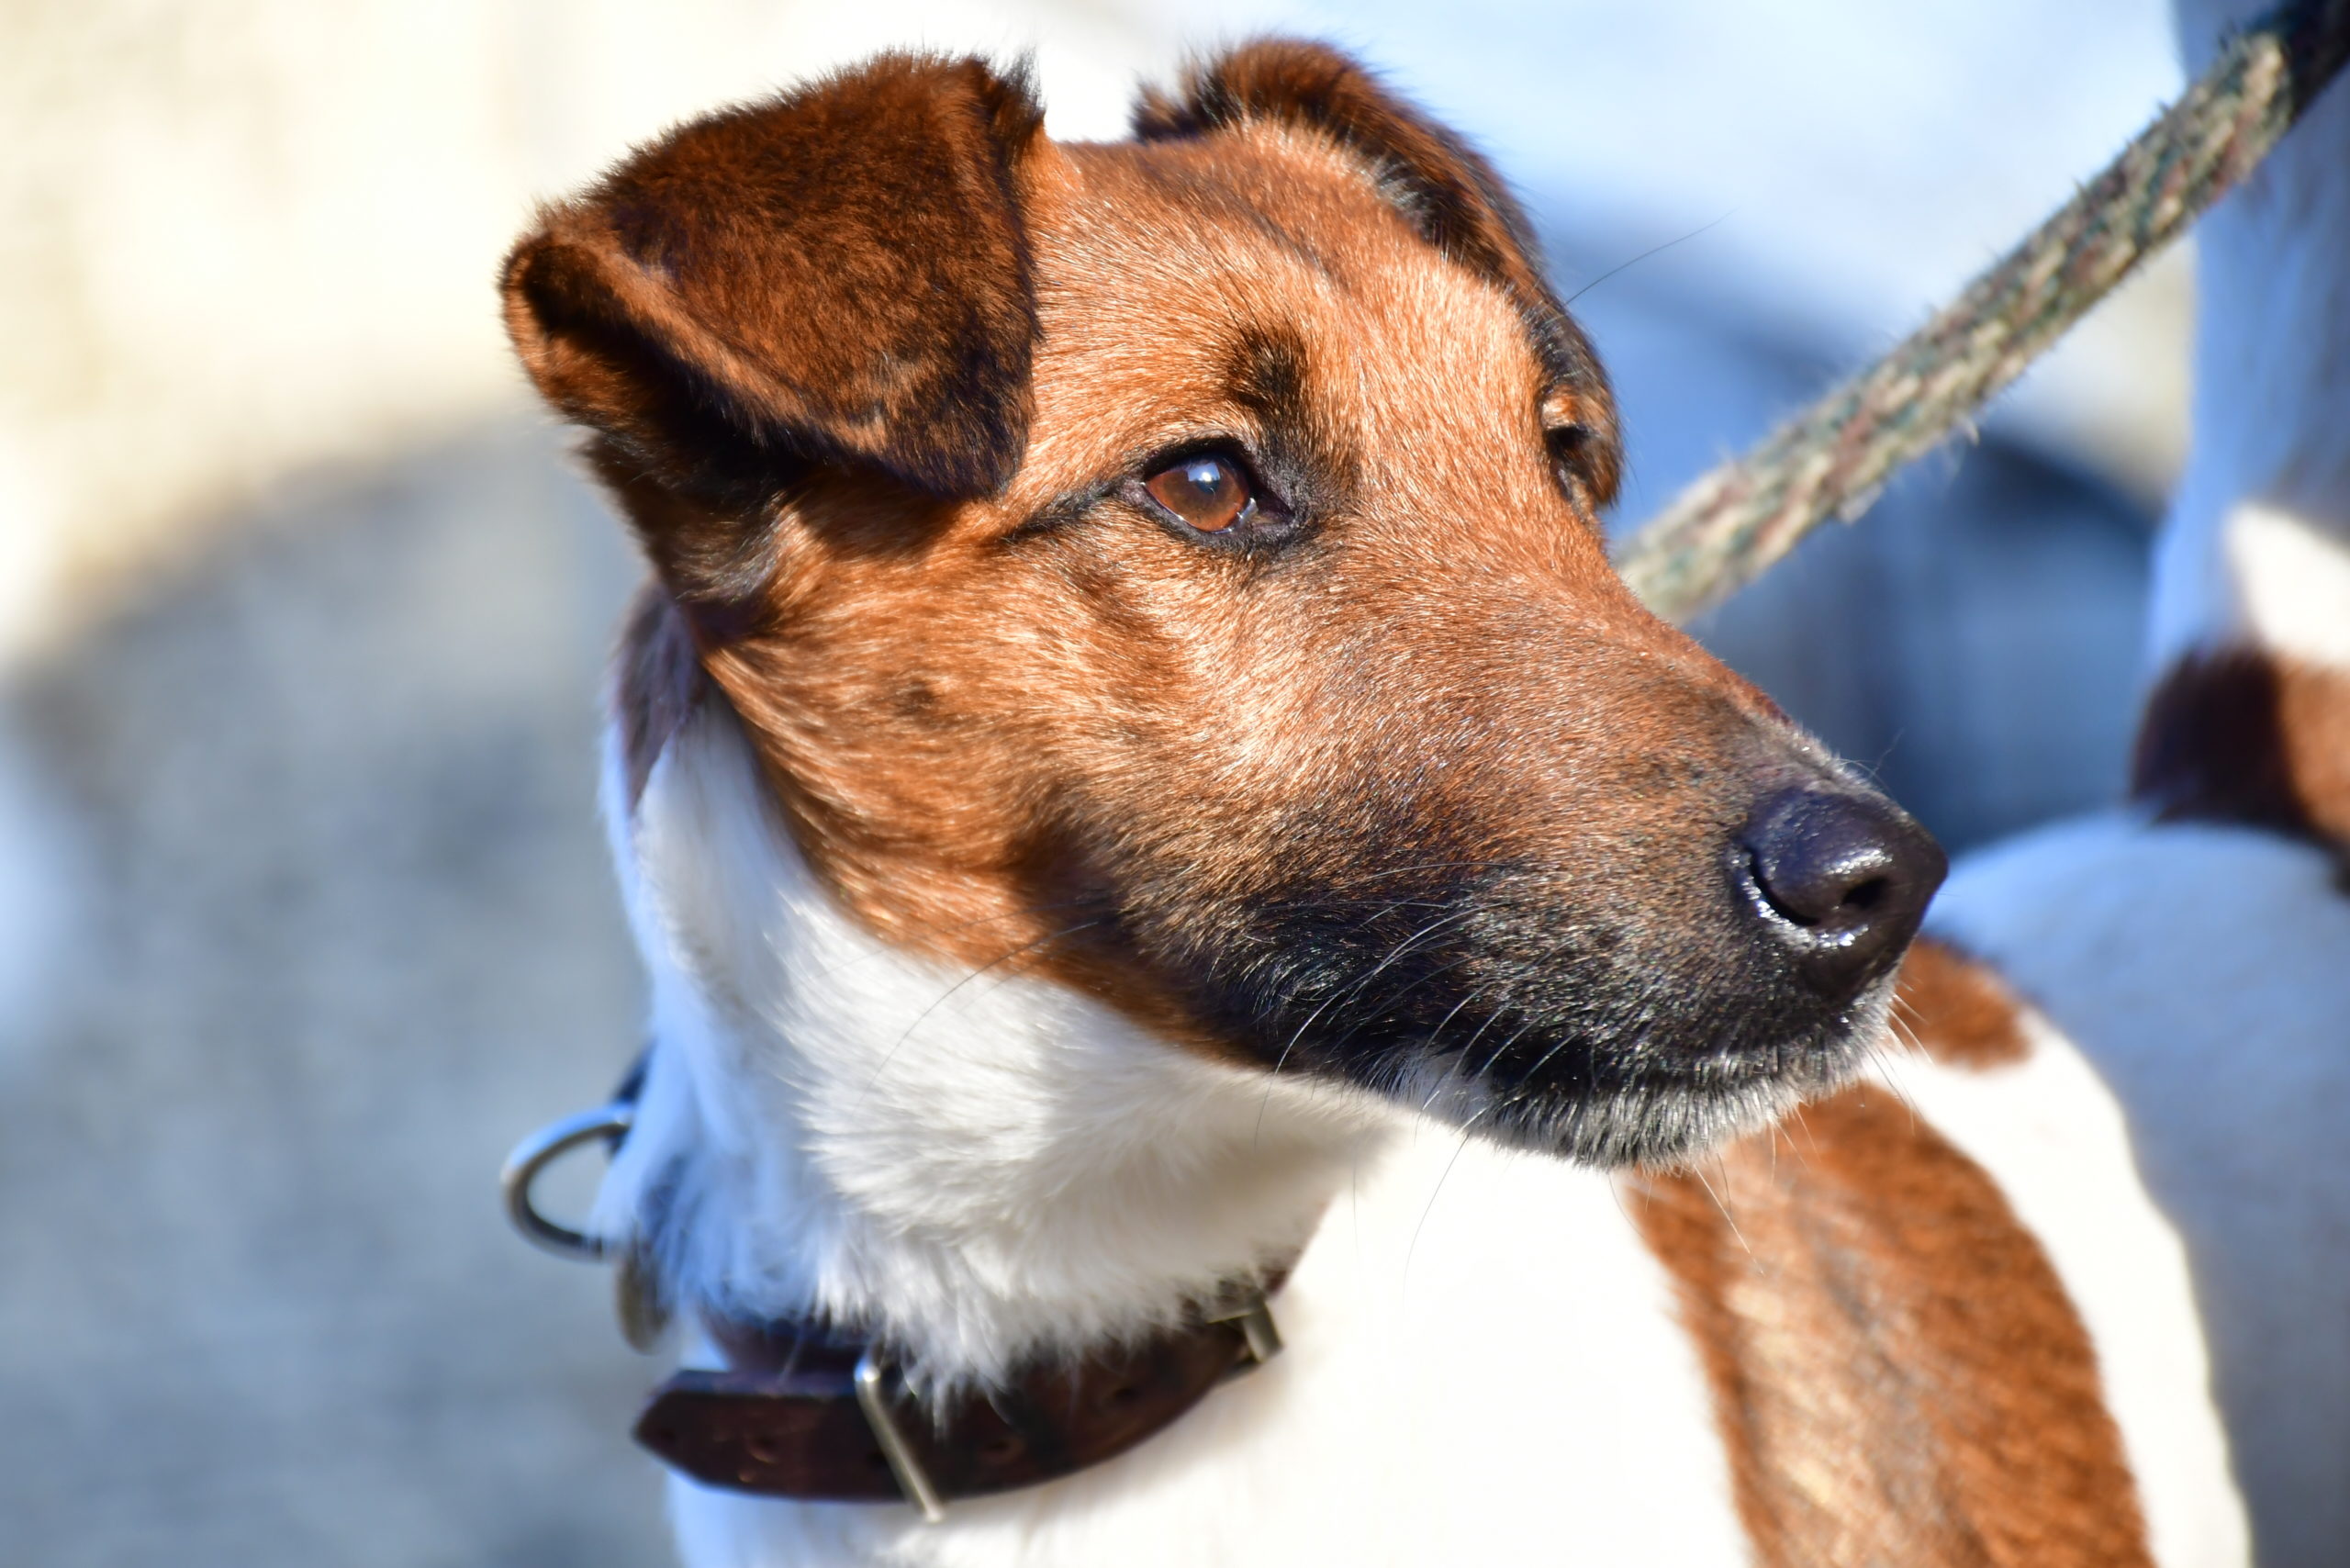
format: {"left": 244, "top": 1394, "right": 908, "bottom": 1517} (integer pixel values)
{"left": 532, "top": 46, "right": 1911, "bottom": 1114}
{"left": 1893, "top": 936, "right": 2031, "bottom": 1070}
{"left": 2132, "top": 644, "right": 2350, "bottom": 857}
{"left": 681, "top": 122, "right": 1761, "bottom": 1052}
{"left": 1627, "top": 1089, "right": 2154, "bottom": 1566}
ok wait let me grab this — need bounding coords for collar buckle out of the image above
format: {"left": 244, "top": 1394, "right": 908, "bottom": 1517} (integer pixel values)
{"left": 1203, "top": 1285, "right": 1283, "bottom": 1371}
{"left": 853, "top": 1349, "right": 949, "bottom": 1522}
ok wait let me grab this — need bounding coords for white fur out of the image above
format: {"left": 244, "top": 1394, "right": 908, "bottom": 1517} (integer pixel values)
{"left": 1932, "top": 820, "right": 2350, "bottom": 1568}
{"left": 604, "top": 697, "right": 1750, "bottom": 1566}
{"left": 669, "top": 1132, "right": 1751, "bottom": 1568}
{"left": 599, "top": 689, "right": 2256, "bottom": 1565}
{"left": 596, "top": 702, "right": 1387, "bottom": 1388}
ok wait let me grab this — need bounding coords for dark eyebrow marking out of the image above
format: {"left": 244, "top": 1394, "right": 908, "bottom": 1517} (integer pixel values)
{"left": 1224, "top": 322, "right": 1358, "bottom": 511}
{"left": 1226, "top": 323, "right": 1308, "bottom": 420}
{"left": 1006, "top": 323, "right": 1354, "bottom": 546}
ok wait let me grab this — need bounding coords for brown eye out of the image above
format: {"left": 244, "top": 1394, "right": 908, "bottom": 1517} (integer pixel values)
{"left": 1145, "top": 453, "right": 1255, "bottom": 533}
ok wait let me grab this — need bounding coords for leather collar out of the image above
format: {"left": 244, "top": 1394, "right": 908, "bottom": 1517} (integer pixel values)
{"left": 634, "top": 1282, "right": 1284, "bottom": 1518}
{"left": 514, "top": 1049, "right": 1291, "bottom": 1517}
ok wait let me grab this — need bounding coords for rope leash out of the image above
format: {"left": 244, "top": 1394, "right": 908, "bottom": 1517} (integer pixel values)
{"left": 1613, "top": 0, "right": 2350, "bottom": 625}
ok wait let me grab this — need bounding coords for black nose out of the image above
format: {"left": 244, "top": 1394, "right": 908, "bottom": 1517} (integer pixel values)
{"left": 1735, "top": 787, "right": 1946, "bottom": 994}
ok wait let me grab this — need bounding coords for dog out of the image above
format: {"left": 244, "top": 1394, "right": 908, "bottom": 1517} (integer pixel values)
{"left": 1925, "top": 2, "right": 2350, "bottom": 1563}
{"left": 500, "top": 41, "right": 2245, "bottom": 1565}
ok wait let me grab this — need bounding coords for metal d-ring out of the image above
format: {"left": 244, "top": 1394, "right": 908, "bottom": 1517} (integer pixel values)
{"left": 500, "top": 1102, "right": 635, "bottom": 1260}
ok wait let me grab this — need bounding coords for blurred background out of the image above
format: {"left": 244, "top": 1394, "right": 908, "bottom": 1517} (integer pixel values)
{"left": 0, "top": 2, "right": 2191, "bottom": 1562}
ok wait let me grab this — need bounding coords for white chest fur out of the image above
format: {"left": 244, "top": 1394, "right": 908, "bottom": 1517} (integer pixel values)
{"left": 668, "top": 1132, "right": 1745, "bottom": 1568}
{"left": 597, "top": 698, "right": 2250, "bottom": 1567}
{"left": 599, "top": 700, "right": 1743, "bottom": 1566}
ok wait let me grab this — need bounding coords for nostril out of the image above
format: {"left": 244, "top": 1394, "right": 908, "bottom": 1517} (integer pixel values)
{"left": 1841, "top": 874, "right": 1889, "bottom": 916}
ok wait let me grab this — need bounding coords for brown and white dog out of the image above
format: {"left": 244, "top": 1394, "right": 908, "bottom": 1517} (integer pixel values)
{"left": 501, "top": 41, "right": 2244, "bottom": 1566}
{"left": 1926, "top": 3, "right": 2350, "bottom": 1563}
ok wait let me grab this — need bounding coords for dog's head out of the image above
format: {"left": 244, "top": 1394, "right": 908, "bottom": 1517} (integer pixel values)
{"left": 504, "top": 43, "right": 1943, "bottom": 1167}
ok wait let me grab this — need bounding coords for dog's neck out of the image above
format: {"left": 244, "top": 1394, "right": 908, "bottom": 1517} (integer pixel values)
{"left": 595, "top": 696, "right": 1389, "bottom": 1390}
{"left": 2147, "top": 7, "right": 2350, "bottom": 679}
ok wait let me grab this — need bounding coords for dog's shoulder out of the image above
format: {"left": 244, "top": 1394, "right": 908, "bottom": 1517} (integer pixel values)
{"left": 1933, "top": 813, "right": 2350, "bottom": 1564}
{"left": 1625, "top": 1078, "right": 2149, "bottom": 1561}
{"left": 1623, "top": 935, "right": 2244, "bottom": 1567}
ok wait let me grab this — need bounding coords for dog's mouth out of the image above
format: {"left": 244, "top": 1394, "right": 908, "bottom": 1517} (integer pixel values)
{"left": 1157, "top": 855, "right": 1919, "bottom": 1169}
{"left": 1383, "top": 981, "right": 1893, "bottom": 1167}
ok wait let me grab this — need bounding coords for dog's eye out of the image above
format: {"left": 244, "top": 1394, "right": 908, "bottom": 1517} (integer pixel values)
{"left": 1145, "top": 454, "right": 1256, "bottom": 534}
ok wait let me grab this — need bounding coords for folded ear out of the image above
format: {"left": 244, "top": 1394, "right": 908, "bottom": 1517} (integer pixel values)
{"left": 1136, "top": 40, "right": 1618, "bottom": 506}
{"left": 502, "top": 53, "right": 1044, "bottom": 586}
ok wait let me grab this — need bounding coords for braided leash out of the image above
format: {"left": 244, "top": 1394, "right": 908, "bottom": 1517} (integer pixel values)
{"left": 1614, "top": 0, "right": 2350, "bottom": 625}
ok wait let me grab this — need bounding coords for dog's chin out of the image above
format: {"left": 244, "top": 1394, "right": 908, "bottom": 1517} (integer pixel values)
{"left": 1391, "top": 981, "right": 1896, "bottom": 1170}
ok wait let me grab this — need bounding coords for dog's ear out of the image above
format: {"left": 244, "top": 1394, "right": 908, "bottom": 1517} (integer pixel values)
{"left": 503, "top": 53, "right": 1044, "bottom": 593}
{"left": 1136, "top": 39, "right": 1618, "bottom": 506}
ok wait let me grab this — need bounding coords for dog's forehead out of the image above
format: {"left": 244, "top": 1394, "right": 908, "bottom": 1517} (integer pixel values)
{"left": 1012, "top": 132, "right": 1550, "bottom": 491}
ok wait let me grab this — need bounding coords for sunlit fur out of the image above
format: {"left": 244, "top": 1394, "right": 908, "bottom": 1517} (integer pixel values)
{"left": 601, "top": 693, "right": 1762, "bottom": 1565}
{"left": 1881, "top": 989, "right": 2247, "bottom": 1566}
{"left": 514, "top": 41, "right": 2246, "bottom": 1567}
{"left": 597, "top": 702, "right": 1386, "bottom": 1390}
{"left": 598, "top": 696, "right": 2242, "bottom": 1566}
{"left": 553, "top": 105, "right": 1907, "bottom": 1169}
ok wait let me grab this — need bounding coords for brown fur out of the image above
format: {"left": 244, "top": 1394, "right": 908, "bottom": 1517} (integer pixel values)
{"left": 2132, "top": 644, "right": 2350, "bottom": 856}
{"left": 1626, "top": 1088, "right": 2154, "bottom": 1567}
{"left": 537, "top": 45, "right": 1807, "bottom": 1074}
{"left": 696, "top": 126, "right": 1692, "bottom": 988}
{"left": 513, "top": 46, "right": 2150, "bottom": 1553}
{"left": 504, "top": 53, "right": 1045, "bottom": 610}
{"left": 1132, "top": 39, "right": 1621, "bottom": 507}
{"left": 1894, "top": 936, "right": 2031, "bottom": 1070}
{"left": 520, "top": 36, "right": 1957, "bottom": 1181}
